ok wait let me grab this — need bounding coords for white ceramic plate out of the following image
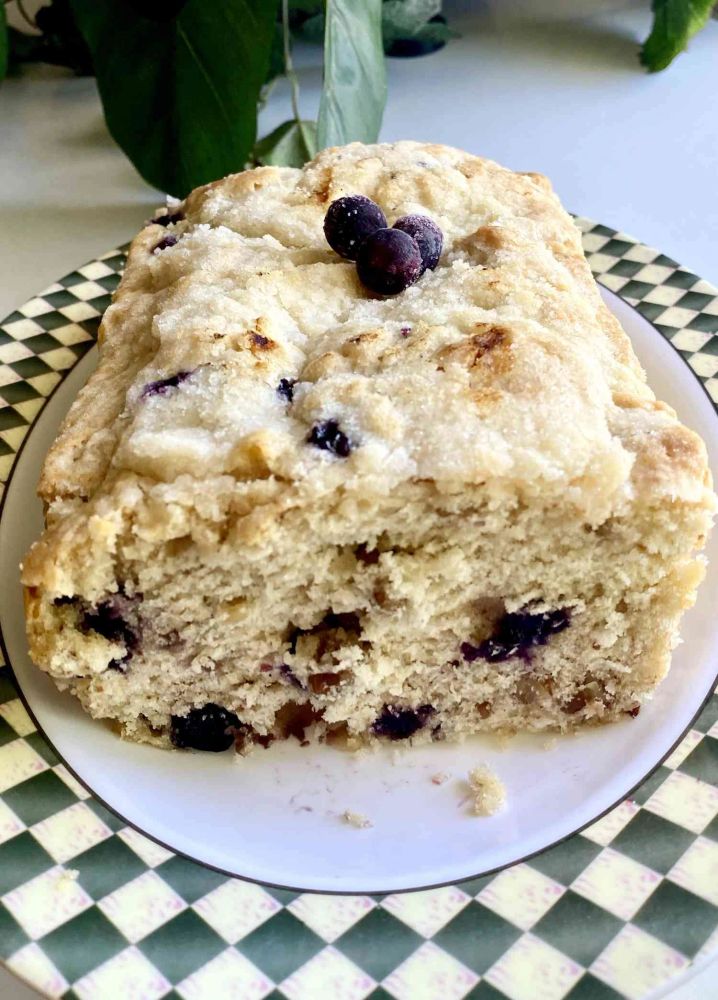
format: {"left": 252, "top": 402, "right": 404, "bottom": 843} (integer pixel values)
{"left": 1, "top": 287, "right": 716, "bottom": 895}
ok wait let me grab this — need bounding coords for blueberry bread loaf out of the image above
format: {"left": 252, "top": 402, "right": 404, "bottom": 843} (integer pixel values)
{"left": 22, "top": 142, "right": 715, "bottom": 753}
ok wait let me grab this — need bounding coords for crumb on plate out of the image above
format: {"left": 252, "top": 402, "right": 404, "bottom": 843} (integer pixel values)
{"left": 342, "top": 809, "right": 374, "bottom": 829}
{"left": 55, "top": 869, "right": 79, "bottom": 891}
{"left": 468, "top": 765, "right": 506, "bottom": 817}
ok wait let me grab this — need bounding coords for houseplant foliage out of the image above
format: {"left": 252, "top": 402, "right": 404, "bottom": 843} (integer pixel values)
{"left": 0, "top": 0, "right": 714, "bottom": 196}
{"left": 639, "top": 0, "right": 715, "bottom": 71}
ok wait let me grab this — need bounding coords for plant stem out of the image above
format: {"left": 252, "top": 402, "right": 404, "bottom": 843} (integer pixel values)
{"left": 282, "top": 0, "right": 313, "bottom": 158}
{"left": 258, "top": 76, "right": 279, "bottom": 112}
{"left": 15, "top": 0, "right": 37, "bottom": 29}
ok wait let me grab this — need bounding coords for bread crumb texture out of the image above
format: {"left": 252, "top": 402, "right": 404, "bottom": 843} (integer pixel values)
{"left": 22, "top": 142, "right": 715, "bottom": 754}
{"left": 468, "top": 765, "right": 506, "bottom": 817}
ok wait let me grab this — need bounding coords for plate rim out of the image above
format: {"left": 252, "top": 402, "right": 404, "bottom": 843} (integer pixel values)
{"left": 0, "top": 223, "right": 716, "bottom": 898}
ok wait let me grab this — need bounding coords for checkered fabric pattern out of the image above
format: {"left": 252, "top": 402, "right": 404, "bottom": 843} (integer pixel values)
{"left": 0, "top": 228, "right": 716, "bottom": 1000}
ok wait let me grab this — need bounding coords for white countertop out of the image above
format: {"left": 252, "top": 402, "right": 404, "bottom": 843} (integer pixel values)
{"left": 0, "top": 5, "right": 716, "bottom": 997}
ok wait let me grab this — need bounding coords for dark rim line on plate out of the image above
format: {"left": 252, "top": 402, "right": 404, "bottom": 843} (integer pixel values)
{"left": 0, "top": 236, "right": 716, "bottom": 896}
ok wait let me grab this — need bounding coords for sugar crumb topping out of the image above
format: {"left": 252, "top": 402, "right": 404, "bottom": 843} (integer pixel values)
{"left": 38, "top": 141, "right": 709, "bottom": 518}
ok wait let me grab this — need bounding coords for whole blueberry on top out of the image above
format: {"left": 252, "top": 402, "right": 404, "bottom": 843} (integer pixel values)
{"left": 393, "top": 215, "right": 443, "bottom": 272}
{"left": 170, "top": 703, "right": 242, "bottom": 752}
{"left": 324, "top": 195, "right": 387, "bottom": 260}
{"left": 356, "top": 228, "right": 423, "bottom": 296}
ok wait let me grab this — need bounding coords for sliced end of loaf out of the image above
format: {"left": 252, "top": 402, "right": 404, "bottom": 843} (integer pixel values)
{"left": 23, "top": 477, "right": 711, "bottom": 751}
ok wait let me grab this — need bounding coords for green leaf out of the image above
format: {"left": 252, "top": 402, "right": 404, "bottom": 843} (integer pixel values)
{"left": 286, "top": 0, "right": 323, "bottom": 40}
{"left": 288, "top": 0, "right": 322, "bottom": 11}
{"left": 69, "top": 0, "right": 280, "bottom": 196}
{"left": 640, "top": 0, "right": 714, "bottom": 72}
{"left": 317, "top": 0, "right": 387, "bottom": 149}
{"left": 265, "top": 22, "right": 285, "bottom": 85}
{"left": 9, "top": 0, "right": 94, "bottom": 76}
{"left": 294, "top": 10, "right": 324, "bottom": 44}
{"left": 7, "top": 28, "right": 43, "bottom": 74}
{"left": 411, "top": 20, "right": 455, "bottom": 46}
{"left": 298, "top": 2, "right": 453, "bottom": 57}
{"left": 253, "top": 119, "right": 317, "bottom": 167}
{"left": 0, "top": 3, "right": 8, "bottom": 83}
{"left": 382, "top": 0, "right": 440, "bottom": 44}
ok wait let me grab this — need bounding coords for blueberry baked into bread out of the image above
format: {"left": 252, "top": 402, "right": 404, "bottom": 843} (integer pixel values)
{"left": 22, "top": 142, "right": 715, "bottom": 753}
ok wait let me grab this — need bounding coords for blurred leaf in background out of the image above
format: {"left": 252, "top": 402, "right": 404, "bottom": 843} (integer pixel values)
{"left": 295, "top": 0, "right": 453, "bottom": 56}
{"left": 2, "top": 0, "right": 714, "bottom": 197}
{"left": 254, "top": 119, "right": 317, "bottom": 167}
{"left": 31, "top": 0, "right": 92, "bottom": 73}
{"left": 640, "top": 0, "right": 715, "bottom": 70}
{"left": 264, "top": 23, "right": 285, "bottom": 86}
{"left": 253, "top": 0, "right": 317, "bottom": 168}
{"left": 4, "top": 0, "right": 92, "bottom": 76}
{"left": 317, "top": 0, "right": 387, "bottom": 149}
{"left": 252, "top": 0, "right": 317, "bottom": 167}
{"left": 382, "top": 0, "right": 455, "bottom": 57}
{"left": 68, "top": 0, "right": 280, "bottom": 196}
{"left": 0, "top": 4, "right": 7, "bottom": 81}
{"left": 290, "top": 1, "right": 327, "bottom": 44}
